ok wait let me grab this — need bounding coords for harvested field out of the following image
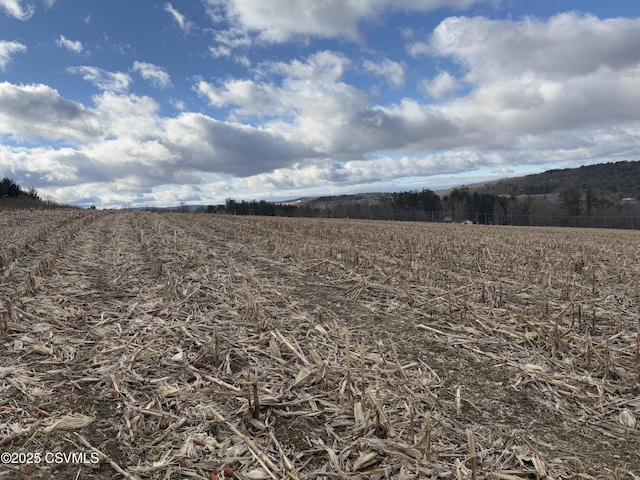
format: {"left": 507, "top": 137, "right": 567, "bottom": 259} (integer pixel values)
{"left": 1, "top": 210, "right": 639, "bottom": 480}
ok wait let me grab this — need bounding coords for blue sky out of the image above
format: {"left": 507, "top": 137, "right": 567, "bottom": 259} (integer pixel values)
{"left": 1, "top": 0, "right": 640, "bottom": 208}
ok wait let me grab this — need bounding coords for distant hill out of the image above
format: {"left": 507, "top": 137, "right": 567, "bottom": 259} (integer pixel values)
{"left": 467, "top": 160, "right": 640, "bottom": 200}
{"left": 219, "top": 160, "right": 640, "bottom": 229}
{"left": 277, "top": 192, "right": 390, "bottom": 209}
{"left": 275, "top": 161, "right": 639, "bottom": 209}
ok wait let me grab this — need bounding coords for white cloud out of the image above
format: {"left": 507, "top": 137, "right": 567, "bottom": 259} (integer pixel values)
{"left": 67, "top": 66, "right": 131, "bottom": 92}
{"left": 91, "top": 91, "right": 162, "bottom": 140}
{"left": 404, "top": 13, "right": 640, "bottom": 145}
{"left": 411, "top": 13, "right": 640, "bottom": 82}
{"left": 132, "top": 61, "right": 172, "bottom": 88}
{"left": 0, "top": 39, "right": 26, "bottom": 70}
{"left": 420, "top": 71, "right": 459, "bottom": 98}
{"left": 0, "top": 144, "right": 82, "bottom": 186}
{"left": 164, "top": 2, "right": 192, "bottom": 33}
{"left": 5, "top": 11, "right": 640, "bottom": 208}
{"left": 0, "top": 0, "right": 34, "bottom": 19}
{"left": 204, "top": 0, "right": 493, "bottom": 43}
{"left": 209, "top": 45, "right": 231, "bottom": 58}
{"left": 56, "top": 35, "right": 84, "bottom": 54}
{"left": 363, "top": 58, "right": 406, "bottom": 87}
{"left": 1, "top": 84, "right": 319, "bottom": 203}
{"left": 197, "top": 51, "right": 353, "bottom": 116}
{"left": 268, "top": 50, "right": 349, "bottom": 82}
{"left": 196, "top": 79, "right": 280, "bottom": 113}
{"left": 0, "top": 82, "right": 104, "bottom": 141}
{"left": 233, "top": 151, "right": 494, "bottom": 191}
{"left": 213, "top": 26, "right": 253, "bottom": 48}
{"left": 195, "top": 35, "right": 640, "bottom": 160}
{"left": 162, "top": 113, "right": 316, "bottom": 176}
{"left": 197, "top": 51, "right": 372, "bottom": 153}
{"left": 170, "top": 98, "right": 186, "bottom": 111}
{"left": 208, "top": 0, "right": 368, "bottom": 42}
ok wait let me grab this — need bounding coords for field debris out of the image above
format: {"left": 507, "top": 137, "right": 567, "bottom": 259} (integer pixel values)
{"left": 1, "top": 210, "right": 639, "bottom": 479}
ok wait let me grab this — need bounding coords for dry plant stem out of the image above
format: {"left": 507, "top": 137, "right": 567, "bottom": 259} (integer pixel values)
{"left": 408, "top": 401, "right": 415, "bottom": 445}
{"left": 423, "top": 412, "right": 433, "bottom": 461}
{"left": 360, "top": 338, "right": 366, "bottom": 412}
{"left": 214, "top": 326, "right": 220, "bottom": 364}
{"left": 2, "top": 212, "right": 639, "bottom": 479}
{"left": 252, "top": 381, "right": 260, "bottom": 419}
{"left": 208, "top": 406, "right": 280, "bottom": 480}
{"left": 392, "top": 342, "right": 408, "bottom": 380}
{"left": 467, "top": 429, "right": 477, "bottom": 480}
{"left": 149, "top": 417, "right": 187, "bottom": 447}
{"left": 74, "top": 433, "right": 139, "bottom": 480}
{"left": 636, "top": 318, "right": 640, "bottom": 384}
{"left": 345, "top": 330, "right": 351, "bottom": 403}
{"left": 612, "top": 467, "right": 621, "bottom": 480}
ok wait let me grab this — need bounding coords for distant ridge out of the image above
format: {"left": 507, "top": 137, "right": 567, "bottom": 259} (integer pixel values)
{"left": 467, "top": 160, "right": 640, "bottom": 200}
{"left": 215, "top": 160, "right": 640, "bottom": 229}
{"left": 271, "top": 161, "right": 639, "bottom": 209}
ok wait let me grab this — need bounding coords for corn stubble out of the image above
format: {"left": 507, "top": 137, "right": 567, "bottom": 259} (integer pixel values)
{"left": 0, "top": 210, "right": 639, "bottom": 479}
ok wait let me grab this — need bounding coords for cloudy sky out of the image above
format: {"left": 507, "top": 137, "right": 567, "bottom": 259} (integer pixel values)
{"left": 1, "top": 0, "right": 640, "bottom": 208}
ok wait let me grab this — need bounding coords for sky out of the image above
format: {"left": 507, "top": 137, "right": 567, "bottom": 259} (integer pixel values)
{"left": 1, "top": 1, "right": 640, "bottom": 208}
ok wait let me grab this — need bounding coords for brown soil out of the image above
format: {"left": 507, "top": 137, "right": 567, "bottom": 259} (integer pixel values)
{"left": 1, "top": 211, "right": 638, "bottom": 479}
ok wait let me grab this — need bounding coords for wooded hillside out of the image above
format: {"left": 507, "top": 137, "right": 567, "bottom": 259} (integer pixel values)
{"left": 216, "top": 161, "right": 640, "bottom": 229}
{"left": 470, "top": 160, "right": 640, "bottom": 200}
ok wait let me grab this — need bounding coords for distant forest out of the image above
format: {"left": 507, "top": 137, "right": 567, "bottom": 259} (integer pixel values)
{"left": 207, "top": 187, "right": 639, "bottom": 229}
{"left": 0, "top": 177, "right": 64, "bottom": 209}
{"left": 0, "top": 177, "right": 39, "bottom": 200}
{"left": 4, "top": 160, "right": 640, "bottom": 229}
{"left": 0, "top": 177, "right": 42, "bottom": 209}
{"left": 207, "top": 161, "right": 640, "bottom": 229}
{"left": 473, "top": 160, "right": 640, "bottom": 199}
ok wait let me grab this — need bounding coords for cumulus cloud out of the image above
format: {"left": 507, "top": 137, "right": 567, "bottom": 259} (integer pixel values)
{"left": 403, "top": 13, "right": 640, "bottom": 144}
{"left": 164, "top": 2, "right": 192, "bottom": 33}
{"left": 362, "top": 58, "right": 406, "bottom": 87}
{"left": 196, "top": 30, "right": 640, "bottom": 160}
{"left": 204, "top": 0, "right": 493, "bottom": 43}
{"left": 0, "top": 0, "right": 34, "bottom": 19}
{"left": 0, "top": 82, "right": 104, "bottom": 141}
{"left": 0, "top": 39, "right": 26, "bottom": 70}
{"left": 196, "top": 50, "right": 462, "bottom": 154}
{"left": 1, "top": 83, "right": 319, "bottom": 201}
{"left": 162, "top": 113, "right": 316, "bottom": 176}
{"left": 197, "top": 51, "right": 376, "bottom": 153}
{"left": 68, "top": 66, "right": 131, "bottom": 92}
{"left": 91, "top": 91, "right": 163, "bottom": 140}
{"left": 411, "top": 13, "right": 640, "bottom": 82}
{"left": 233, "top": 151, "right": 494, "bottom": 191}
{"left": 198, "top": 50, "right": 353, "bottom": 115}
{"left": 132, "top": 61, "right": 172, "bottom": 88}
{"left": 208, "top": 0, "right": 369, "bottom": 42}
{"left": 0, "top": 144, "right": 83, "bottom": 188}
{"left": 5, "top": 11, "right": 640, "bottom": 208}
{"left": 420, "top": 71, "right": 459, "bottom": 98}
{"left": 196, "top": 80, "right": 282, "bottom": 114}
{"left": 269, "top": 50, "right": 349, "bottom": 81}
{"left": 56, "top": 35, "right": 84, "bottom": 54}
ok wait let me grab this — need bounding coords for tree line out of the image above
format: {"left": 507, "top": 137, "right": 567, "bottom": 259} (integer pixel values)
{"left": 0, "top": 177, "right": 65, "bottom": 209}
{"left": 208, "top": 186, "right": 640, "bottom": 229}
{"left": 0, "top": 177, "right": 40, "bottom": 200}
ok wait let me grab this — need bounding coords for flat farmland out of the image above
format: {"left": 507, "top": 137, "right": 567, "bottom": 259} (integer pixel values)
{"left": 1, "top": 210, "right": 639, "bottom": 480}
